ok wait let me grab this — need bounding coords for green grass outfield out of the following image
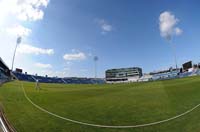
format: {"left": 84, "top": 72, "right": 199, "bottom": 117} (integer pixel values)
{"left": 1, "top": 76, "right": 200, "bottom": 132}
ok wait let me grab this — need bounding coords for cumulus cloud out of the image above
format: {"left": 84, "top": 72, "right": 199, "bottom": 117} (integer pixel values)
{"left": 159, "top": 11, "right": 183, "bottom": 39}
{"left": 0, "top": 0, "right": 50, "bottom": 21}
{"left": 6, "top": 25, "right": 32, "bottom": 37}
{"left": 0, "top": 0, "right": 49, "bottom": 37}
{"left": 35, "top": 62, "right": 52, "bottom": 69}
{"left": 63, "top": 52, "right": 87, "bottom": 61}
{"left": 0, "top": 0, "right": 51, "bottom": 76}
{"left": 17, "top": 44, "right": 54, "bottom": 55}
{"left": 95, "top": 19, "right": 112, "bottom": 34}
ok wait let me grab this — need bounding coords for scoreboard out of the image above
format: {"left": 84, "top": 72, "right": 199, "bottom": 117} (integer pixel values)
{"left": 182, "top": 61, "right": 192, "bottom": 70}
{"left": 16, "top": 68, "right": 23, "bottom": 73}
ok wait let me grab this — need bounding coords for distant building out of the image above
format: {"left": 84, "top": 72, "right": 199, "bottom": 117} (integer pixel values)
{"left": 105, "top": 67, "right": 142, "bottom": 83}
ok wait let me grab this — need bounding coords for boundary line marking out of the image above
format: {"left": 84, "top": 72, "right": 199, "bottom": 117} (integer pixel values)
{"left": 0, "top": 117, "right": 8, "bottom": 132}
{"left": 21, "top": 82, "right": 200, "bottom": 128}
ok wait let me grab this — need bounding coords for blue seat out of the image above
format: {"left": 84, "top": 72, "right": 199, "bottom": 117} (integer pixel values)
{"left": 13, "top": 72, "right": 105, "bottom": 84}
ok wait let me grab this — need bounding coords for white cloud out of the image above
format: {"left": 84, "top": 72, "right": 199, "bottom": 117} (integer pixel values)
{"left": 95, "top": 19, "right": 112, "bottom": 34}
{"left": 17, "top": 44, "right": 54, "bottom": 55}
{"left": 6, "top": 25, "right": 32, "bottom": 37}
{"left": 102, "top": 23, "right": 112, "bottom": 32}
{"left": 159, "top": 11, "right": 183, "bottom": 39}
{"left": 35, "top": 62, "right": 52, "bottom": 69}
{"left": 63, "top": 52, "right": 87, "bottom": 61}
{"left": 175, "top": 27, "right": 183, "bottom": 35}
{"left": 0, "top": 0, "right": 50, "bottom": 21}
{"left": 0, "top": 0, "right": 51, "bottom": 77}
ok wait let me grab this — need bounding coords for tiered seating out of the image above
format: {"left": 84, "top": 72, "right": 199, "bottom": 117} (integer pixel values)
{"left": 63, "top": 77, "right": 105, "bottom": 84}
{"left": 152, "top": 71, "right": 178, "bottom": 81}
{"left": 13, "top": 72, "right": 105, "bottom": 84}
{"left": 179, "top": 70, "right": 198, "bottom": 78}
{"left": 33, "top": 76, "right": 64, "bottom": 83}
{"left": 0, "top": 71, "right": 9, "bottom": 83}
{"left": 196, "top": 69, "right": 200, "bottom": 75}
{"left": 0, "top": 57, "right": 10, "bottom": 83}
{"left": 180, "top": 72, "right": 191, "bottom": 78}
{"left": 13, "top": 72, "right": 35, "bottom": 82}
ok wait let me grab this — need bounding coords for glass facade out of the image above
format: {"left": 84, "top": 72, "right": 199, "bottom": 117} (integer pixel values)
{"left": 105, "top": 67, "right": 142, "bottom": 82}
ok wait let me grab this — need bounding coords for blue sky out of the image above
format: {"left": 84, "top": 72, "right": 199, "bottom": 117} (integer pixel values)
{"left": 1, "top": 0, "right": 200, "bottom": 78}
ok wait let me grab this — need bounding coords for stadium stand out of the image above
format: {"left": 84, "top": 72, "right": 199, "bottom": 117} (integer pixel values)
{"left": 63, "top": 77, "right": 105, "bottom": 84}
{"left": 0, "top": 58, "right": 10, "bottom": 84}
{"left": 12, "top": 72, "right": 105, "bottom": 84}
{"left": 12, "top": 72, "right": 35, "bottom": 82}
{"left": 3, "top": 56, "right": 200, "bottom": 84}
{"left": 148, "top": 68, "right": 200, "bottom": 81}
{"left": 138, "top": 74, "right": 153, "bottom": 82}
{"left": 150, "top": 69, "right": 179, "bottom": 81}
{"left": 105, "top": 67, "right": 142, "bottom": 83}
{"left": 11, "top": 66, "right": 200, "bottom": 84}
{"left": 179, "top": 69, "right": 200, "bottom": 78}
{"left": 196, "top": 69, "right": 200, "bottom": 74}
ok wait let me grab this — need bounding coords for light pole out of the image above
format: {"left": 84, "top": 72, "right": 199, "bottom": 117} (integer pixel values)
{"left": 166, "top": 36, "right": 178, "bottom": 71}
{"left": 11, "top": 36, "right": 22, "bottom": 71}
{"left": 94, "top": 56, "right": 98, "bottom": 79}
